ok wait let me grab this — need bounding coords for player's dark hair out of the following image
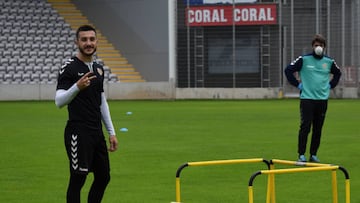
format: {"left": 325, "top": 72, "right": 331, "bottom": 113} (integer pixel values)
{"left": 76, "top": 25, "right": 97, "bottom": 40}
{"left": 312, "top": 34, "right": 326, "bottom": 47}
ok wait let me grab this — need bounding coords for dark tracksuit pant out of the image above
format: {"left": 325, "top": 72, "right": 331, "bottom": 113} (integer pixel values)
{"left": 298, "top": 99, "right": 328, "bottom": 156}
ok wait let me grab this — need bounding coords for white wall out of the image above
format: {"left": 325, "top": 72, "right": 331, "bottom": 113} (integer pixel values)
{"left": 1, "top": 83, "right": 357, "bottom": 101}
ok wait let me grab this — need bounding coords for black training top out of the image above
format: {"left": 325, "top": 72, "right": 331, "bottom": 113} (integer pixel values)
{"left": 56, "top": 56, "right": 105, "bottom": 129}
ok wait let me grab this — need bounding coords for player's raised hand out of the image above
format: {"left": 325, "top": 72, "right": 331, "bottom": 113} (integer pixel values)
{"left": 77, "top": 72, "right": 97, "bottom": 90}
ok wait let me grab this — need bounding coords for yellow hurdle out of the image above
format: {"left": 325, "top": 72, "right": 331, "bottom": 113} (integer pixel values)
{"left": 174, "top": 158, "right": 269, "bottom": 203}
{"left": 248, "top": 164, "right": 351, "bottom": 203}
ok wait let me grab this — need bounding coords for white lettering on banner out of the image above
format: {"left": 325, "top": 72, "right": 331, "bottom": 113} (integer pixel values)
{"left": 234, "top": 8, "right": 274, "bottom": 22}
{"left": 188, "top": 9, "right": 228, "bottom": 23}
{"left": 186, "top": 4, "right": 277, "bottom": 26}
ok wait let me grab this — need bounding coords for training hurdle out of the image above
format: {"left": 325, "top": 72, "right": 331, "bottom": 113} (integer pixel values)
{"left": 248, "top": 159, "right": 351, "bottom": 203}
{"left": 173, "top": 158, "right": 270, "bottom": 203}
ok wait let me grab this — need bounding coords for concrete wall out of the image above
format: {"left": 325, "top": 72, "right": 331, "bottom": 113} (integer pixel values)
{"left": 1, "top": 83, "right": 358, "bottom": 101}
{"left": 72, "top": 0, "right": 169, "bottom": 82}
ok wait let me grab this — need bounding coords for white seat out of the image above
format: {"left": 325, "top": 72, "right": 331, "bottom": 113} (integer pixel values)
{"left": 49, "top": 44, "right": 57, "bottom": 51}
{"left": 23, "top": 43, "right": 31, "bottom": 51}
{"left": 63, "top": 51, "right": 73, "bottom": 58}
{"left": 53, "top": 58, "right": 62, "bottom": 66}
{"left": 6, "top": 66, "right": 16, "bottom": 74}
{"left": 9, "top": 58, "right": 18, "bottom": 65}
{"left": 12, "top": 50, "right": 20, "bottom": 57}
{"left": 13, "top": 20, "right": 22, "bottom": 27}
{"left": 27, "top": 58, "right": 36, "bottom": 66}
{"left": 109, "top": 73, "right": 119, "bottom": 82}
{"left": 0, "top": 58, "right": 9, "bottom": 66}
{"left": 13, "top": 73, "right": 22, "bottom": 82}
{"left": 15, "top": 66, "right": 25, "bottom": 74}
{"left": 40, "top": 73, "right": 49, "bottom": 83}
{"left": 2, "top": 50, "right": 12, "bottom": 58}
{"left": 49, "top": 73, "right": 58, "bottom": 81}
{"left": 42, "top": 66, "right": 51, "bottom": 74}
{"left": 0, "top": 66, "right": 6, "bottom": 74}
{"left": 57, "top": 44, "right": 65, "bottom": 51}
{"left": 31, "top": 73, "right": 40, "bottom": 82}
{"left": 38, "top": 51, "right": 46, "bottom": 58}
{"left": 44, "top": 58, "right": 53, "bottom": 66}
{"left": 16, "top": 36, "right": 25, "bottom": 43}
{"left": 22, "top": 73, "right": 31, "bottom": 84}
{"left": 20, "top": 51, "right": 29, "bottom": 57}
{"left": 24, "top": 66, "right": 34, "bottom": 74}
{"left": 3, "top": 74, "right": 13, "bottom": 84}
{"left": 51, "top": 66, "right": 59, "bottom": 74}
{"left": 33, "top": 66, "right": 42, "bottom": 73}
{"left": 42, "top": 37, "right": 51, "bottom": 43}
{"left": 47, "top": 51, "right": 55, "bottom": 58}
{"left": 18, "top": 58, "right": 27, "bottom": 66}
{"left": 31, "top": 43, "right": 40, "bottom": 50}
{"left": 5, "top": 44, "right": 14, "bottom": 51}
{"left": 40, "top": 43, "right": 49, "bottom": 50}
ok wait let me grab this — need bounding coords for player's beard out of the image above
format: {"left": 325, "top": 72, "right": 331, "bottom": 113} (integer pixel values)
{"left": 79, "top": 45, "right": 97, "bottom": 57}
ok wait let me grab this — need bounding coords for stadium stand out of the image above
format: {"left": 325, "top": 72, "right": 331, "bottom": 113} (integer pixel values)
{"left": 0, "top": 0, "right": 145, "bottom": 84}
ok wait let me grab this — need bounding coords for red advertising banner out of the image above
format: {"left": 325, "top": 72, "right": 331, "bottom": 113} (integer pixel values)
{"left": 186, "top": 4, "right": 277, "bottom": 26}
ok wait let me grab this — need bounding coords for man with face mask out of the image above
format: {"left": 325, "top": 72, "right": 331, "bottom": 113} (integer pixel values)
{"left": 284, "top": 34, "right": 341, "bottom": 163}
{"left": 55, "top": 25, "right": 118, "bottom": 203}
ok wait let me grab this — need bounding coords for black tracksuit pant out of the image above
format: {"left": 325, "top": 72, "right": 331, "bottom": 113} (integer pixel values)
{"left": 298, "top": 99, "right": 328, "bottom": 156}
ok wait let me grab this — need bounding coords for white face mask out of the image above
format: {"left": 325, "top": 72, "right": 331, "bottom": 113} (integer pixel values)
{"left": 314, "top": 46, "right": 323, "bottom": 56}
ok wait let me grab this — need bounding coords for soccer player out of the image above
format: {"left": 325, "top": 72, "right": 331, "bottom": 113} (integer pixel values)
{"left": 284, "top": 34, "right": 341, "bottom": 163}
{"left": 55, "top": 25, "right": 118, "bottom": 203}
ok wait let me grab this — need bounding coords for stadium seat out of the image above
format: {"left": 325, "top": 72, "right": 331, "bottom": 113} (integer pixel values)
{"left": 51, "top": 66, "right": 59, "bottom": 74}
{"left": 24, "top": 66, "right": 34, "bottom": 74}
{"left": 49, "top": 44, "right": 57, "bottom": 51}
{"left": 40, "top": 73, "right": 49, "bottom": 83}
{"left": 9, "top": 58, "right": 18, "bottom": 66}
{"left": 8, "top": 36, "right": 17, "bottom": 43}
{"left": 49, "top": 73, "right": 58, "bottom": 82}
{"left": 3, "top": 74, "right": 13, "bottom": 84}
{"left": 18, "top": 58, "right": 27, "bottom": 66}
{"left": 5, "top": 44, "right": 14, "bottom": 51}
{"left": 15, "top": 66, "right": 25, "bottom": 74}
{"left": 53, "top": 58, "right": 62, "bottom": 66}
{"left": 31, "top": 43, "right": 40, "bottom": 50}
{"left": 22, "top": 73, "right": 31, "bottom": 84}
{"left": 0, "top": 66, "right": 6, "bottom": 74}
{"left": 0, "top": 42, "right": 5, "bottom": 50}
{"left": 38, "top": 51, "right": 47, "bottom": 58}
{"left": 23, "top": 43, "right": 31, "bottom": 51}
{"left": 1, "top": 28, "right": 10, "bottom": 36}
{"left": 57, "top": 44, "right": 66, "bottom": 51}
{"left": 109, "top": 73, "right": 119, "bottom": 83}
{"left": 31, "top": 73, "right": 40, "bottom": 83}
{"left": 47, "top": 51, "right": 55, "bottom": 58}
{"left": 0, "top": 58, "right": 9, "bottom": 66}
{"left": 6, "top": 66, "right": 16, "bottom": 74}
{"left": 16, "top": 36, "right": 25, "bottom": 43}
{"left": 12, "top": 50, "right": 20, "bottom": 58}
{"left": 2, "top": 50, "right": 12, "bottom": 58}
{"left": 20, "top": 51, "right": 30, "bottom": 58}
{"left": 27, "top": 58, "right": 36, "bottom": 66}
{"left": 13, "top": 73, "right": 22, "bottom": 83}
{"left": 42, "top": 66, "right": 51, "bottom": 74}
{"left": 33, "top": 66, "right": 42, "bottom": 74}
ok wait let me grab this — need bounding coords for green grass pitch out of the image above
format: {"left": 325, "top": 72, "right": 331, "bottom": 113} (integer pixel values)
{"left": 0, "top": 99, "right": 358, "bottom": 202}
